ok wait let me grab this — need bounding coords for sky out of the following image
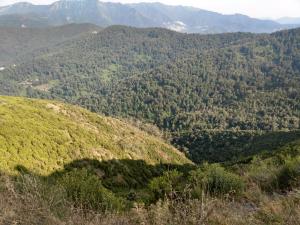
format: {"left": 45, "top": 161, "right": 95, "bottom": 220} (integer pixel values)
{"left": 0, "top": 0, "right": 300, "bottom": 19}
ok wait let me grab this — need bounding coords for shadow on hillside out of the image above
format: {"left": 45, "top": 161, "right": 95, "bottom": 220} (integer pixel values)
{"left": 14, "top": 159, "right": 195, "bottom": 191}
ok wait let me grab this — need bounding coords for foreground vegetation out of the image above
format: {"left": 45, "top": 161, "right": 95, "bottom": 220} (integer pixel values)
{"left": 1, "top": 175, "right": 299, "bottom": 225}
{"left": 1, "top": 136, "right": 300, "bottom": 224}
{"left": 0, "top": 96, "right": 299, "bottom": 224}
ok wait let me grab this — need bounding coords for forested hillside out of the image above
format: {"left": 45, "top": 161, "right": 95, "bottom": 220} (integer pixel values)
{"left": 0, "top": 26, "right": 299, "bottom": 163}
{"left": 0, "top": 23, "right": 101, "bottom": 65}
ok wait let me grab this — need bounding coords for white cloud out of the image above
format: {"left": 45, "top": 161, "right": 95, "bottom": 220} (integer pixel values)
{"left": 0, "top": 0, "right": 300, "bottom": 19}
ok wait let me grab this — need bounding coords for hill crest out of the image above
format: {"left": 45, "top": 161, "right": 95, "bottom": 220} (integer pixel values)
{"left": 0, "top": 96, "right": 190, "bottom": 174}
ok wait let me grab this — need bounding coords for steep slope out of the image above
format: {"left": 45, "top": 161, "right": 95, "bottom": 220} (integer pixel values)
{"left": 0, "top": 23, "right": 101, "bottom": 65}
{"left": 0, "top": 0, "right": 292, "bottom": 33}
{"left": 0, "top": 96, "right": 190, "bottom": 174}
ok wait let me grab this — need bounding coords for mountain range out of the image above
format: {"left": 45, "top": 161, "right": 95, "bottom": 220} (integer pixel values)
{"left": 0, "top": 0, "right": 297, "bottom": 33}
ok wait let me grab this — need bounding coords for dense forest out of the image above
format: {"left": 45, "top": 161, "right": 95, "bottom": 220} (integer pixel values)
{"left": 0, "top": 26, "right": 299, "bottom": 163}
{"left": 0, "top": 23, "right": 101, "bottom": 65}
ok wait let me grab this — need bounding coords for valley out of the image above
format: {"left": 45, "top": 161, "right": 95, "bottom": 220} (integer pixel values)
{"left": 1, "top": 25, "right": 299, "bottom": 163}
{"left": 0, "top": 1, "right": 299, "bottom": 224}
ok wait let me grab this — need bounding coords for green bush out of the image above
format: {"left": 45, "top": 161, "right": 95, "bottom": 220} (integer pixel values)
{"left": 276, "top": 157, "right": 300, "bottom": 190}
{"left": 247, "top": 156, "right": 280, "bottom": 192}
{"left": 149, "top": 170, "right": 184, "bottom": 201}
{"left": 58, "top": 169, "right": 126, "bottom": 211}
{"left": 189, "top": 164, "right": 245, "bottom": 197}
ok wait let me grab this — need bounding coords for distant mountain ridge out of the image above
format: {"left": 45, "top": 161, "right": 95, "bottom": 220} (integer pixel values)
{"left": 0, "top": 0, "right": 296, "bottom": 33}
{"left": 277, "top": 17, "right": 300, "bottom": 25}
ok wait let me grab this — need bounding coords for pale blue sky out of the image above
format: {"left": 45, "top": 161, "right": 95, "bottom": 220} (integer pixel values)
{"left": 1, "top": 0, "right": 299, "bottom": 19}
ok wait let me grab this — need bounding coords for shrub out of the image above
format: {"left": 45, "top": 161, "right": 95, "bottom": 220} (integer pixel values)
{"left": 247, "top": 156, "right": 280, "bottom": 192}
{"left": 276, "top": 157, "right": 300, "bottom": 190}
{"left": 189, "top": 164, "right": 245, "bottom": 197}
{"left": 58, "top": 169, "right": 126, "bottom": 212}
{"left": 149, "top": 170, "right": 184, "bottom": 201}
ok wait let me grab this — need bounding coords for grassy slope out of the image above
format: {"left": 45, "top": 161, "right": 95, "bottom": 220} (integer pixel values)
{"left": 0, "top": 96, "right": 190, "bottom": 175}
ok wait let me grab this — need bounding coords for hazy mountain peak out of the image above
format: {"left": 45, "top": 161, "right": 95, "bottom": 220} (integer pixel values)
{"left": 277, "top": 17, "right": 300, "bottom": 25}
{"left": 11, "top": 2, "right": 33, "bottom": 6}
{"left": 0, "top": 0, "right": 297, "bottom": 33}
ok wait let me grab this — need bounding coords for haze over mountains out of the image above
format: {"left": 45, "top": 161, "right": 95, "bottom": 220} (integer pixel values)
{"left": 0, "top": 0, "right": 297, "bottom": 33}
{"left": 277, "top": 17, "right": 300, "bottom": 25}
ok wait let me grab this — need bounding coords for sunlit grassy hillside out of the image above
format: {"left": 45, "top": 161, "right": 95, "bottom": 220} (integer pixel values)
{"left": 0, "top": 96, "right": 190, "bottom": 174}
